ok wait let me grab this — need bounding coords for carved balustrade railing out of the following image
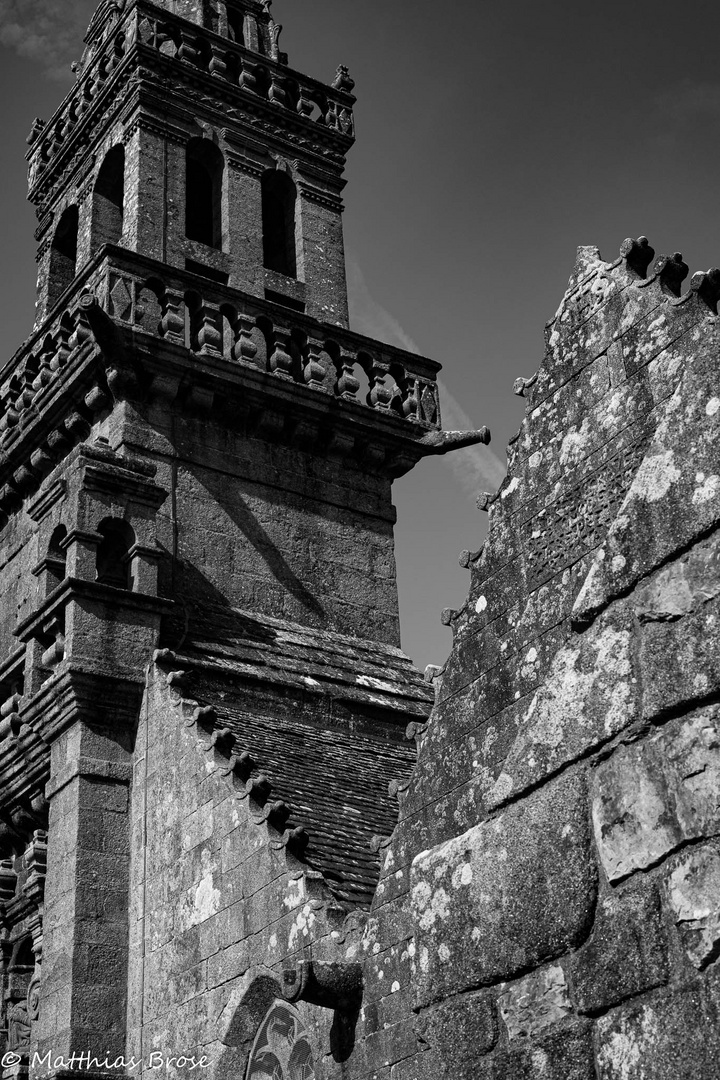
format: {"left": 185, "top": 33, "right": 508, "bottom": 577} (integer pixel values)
{"left": 27, "top": 0, "right": 354, "bottom": 195}
{"left": 133, "top": 2, "right": 355, "bottom": 132}
{"left": 0, "top": 286, "right": 99, "bottom": 461}
{"left": 94, "top": 249, "right": 440, "bottom": 423}
{"left": 0, "top": 247, "right": 442, "bottom": 469}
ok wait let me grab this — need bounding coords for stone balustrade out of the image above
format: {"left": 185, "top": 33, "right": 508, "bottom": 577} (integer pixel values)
{"left": 0, "top": 246, "right": 442, "bottom": 522}
{"left": 98, "top": 249, "right": 440, "bottom": 419}
{"left": 0, "top": 246, "right": 441, "bottom": 439}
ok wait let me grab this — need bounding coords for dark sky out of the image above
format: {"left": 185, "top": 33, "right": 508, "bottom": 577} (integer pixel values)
{"left": 2, "top": 0, "right": 720, "bottom": 669}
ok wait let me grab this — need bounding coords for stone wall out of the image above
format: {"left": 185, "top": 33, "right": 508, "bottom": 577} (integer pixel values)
{"left": 330, "top": 241, "right": 720, "bottom": 1080}
{"left": 126, "top": 668, "right": 348, "bottom": 1076}
{"left": 109, "top": 396, "right": 401, "bottom": 644}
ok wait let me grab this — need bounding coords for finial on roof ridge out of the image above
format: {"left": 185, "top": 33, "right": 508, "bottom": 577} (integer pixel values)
{"left": 333, "top": 65, "right": 355, "bottom": 93}
{"left": 620, "top": 236, "right": 655, "bottom": 279}
{"left": 653, "top": 252, "right": 689, "bottom": 297}
{"left": 690, "top": 268, "right": 720, "bottom": 314}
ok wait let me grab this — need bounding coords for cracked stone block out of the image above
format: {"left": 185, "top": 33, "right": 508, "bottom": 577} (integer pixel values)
{"left": 596, "top": 975, "right": 720, "bottom": 1079}
{"left": 573, "top": 328, "right": 720, "bottom": 625}
{"left": 570, "top": 886, "right": 667, "bottom": 1013}
{"left": 474, "top": 1026, "right": 595, "bottom": 1080}
{"left": 591, "top": 707, "right": 720, "bottom": 882}
{"left": 410, "top": 772, "right": 596, "bottom": 1006}
{"left": 416, "top": 990, "right": 497, "bottom": 1074}
{"left": 665, "top": 846, "right": 720, "bottom": 968}
{"left": 634, "top": 531, "right": 720, "bottom": 622}
{"left": 498, "top": 965, "right": 571, "bottom": 1040}
{"left": 489, "top": 604, "right": 639, "bottom": 809}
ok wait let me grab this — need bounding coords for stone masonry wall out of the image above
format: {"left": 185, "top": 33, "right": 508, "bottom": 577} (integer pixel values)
{"left": 109, "top": 396, "right": 401, "bottom": 645}
{"left": 126, "top": 667, "right": 353, "bottom": 1077}
{"left": 324, "top": 241, "right": 720, "bottom": 1080}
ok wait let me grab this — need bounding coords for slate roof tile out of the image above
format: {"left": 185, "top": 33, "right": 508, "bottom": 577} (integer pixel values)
{"left": 167, "top": 604, "right": 432, "bottom": 907}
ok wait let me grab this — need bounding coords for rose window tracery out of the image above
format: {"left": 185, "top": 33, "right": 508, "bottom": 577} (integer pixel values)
{"left": 246, "top": 1001, "right": 315, "bottom": 1080}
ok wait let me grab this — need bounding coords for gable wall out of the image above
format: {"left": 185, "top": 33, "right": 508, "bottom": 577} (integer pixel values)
{"left": 327, "top": 242, "right": 720, "bottom": 1080}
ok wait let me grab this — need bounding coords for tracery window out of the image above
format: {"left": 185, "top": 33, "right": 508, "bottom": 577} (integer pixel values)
{"left": 245, "top": 1001, "right": 315, "bottom": 1080}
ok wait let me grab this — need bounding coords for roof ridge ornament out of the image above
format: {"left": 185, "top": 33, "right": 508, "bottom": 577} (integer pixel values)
{"left": 333, "top": 65, "right": 355, "bottom": 93}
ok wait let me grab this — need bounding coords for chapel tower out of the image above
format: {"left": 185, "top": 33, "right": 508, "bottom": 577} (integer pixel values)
{"left": 0, "top": 1, "right": 488, "bottom": 1074}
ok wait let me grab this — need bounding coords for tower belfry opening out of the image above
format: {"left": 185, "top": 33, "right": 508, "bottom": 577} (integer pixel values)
{"left": 185, "top": 138, "right": 224, "bottom": 249}
{"left": 261, "top": 169, "right": 297, "bottom": 278}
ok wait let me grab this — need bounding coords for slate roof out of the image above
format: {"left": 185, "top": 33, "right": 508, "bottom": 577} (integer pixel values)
{"left": 165, "top": 604, "right": 432, "bottom": 907}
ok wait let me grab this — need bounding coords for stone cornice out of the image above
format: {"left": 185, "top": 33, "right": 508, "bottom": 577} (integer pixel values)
{"left": 19, "top": 667, "right": 145, "bottom": 747}
{"left": 14, "top": 577, "right": 173, "bottom": 646}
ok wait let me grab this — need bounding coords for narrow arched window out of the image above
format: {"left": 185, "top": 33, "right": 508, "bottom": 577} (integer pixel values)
{"left": 48, "top": 206, "right": 79, "bottom": 308}
{"left": 246, "top": 1001, "right": 315, "bottom": 1080}
{"left": 261, "top": 170, "right": 297, "bottom": 278}
{"left": 91, "top": 145, "right": 125, "bottom": 253}
{"left": 186, "top": 138, "right": 224, "bottom": 249}
{"left": 46, "top": 525, "right": 68, "bottom": 590}
{"left": 95, "top": 519, "right": 135, "bottom": 590}
{"left": 227, "top": 8, "right": 244, "bottom": 43}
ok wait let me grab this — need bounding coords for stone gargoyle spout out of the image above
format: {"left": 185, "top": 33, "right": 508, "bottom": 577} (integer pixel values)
{"left": 417, "top": 427, "right": 491, "bottom": 455}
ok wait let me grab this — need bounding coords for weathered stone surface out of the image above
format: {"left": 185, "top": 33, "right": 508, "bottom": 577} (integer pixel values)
{"left": 498, "top": 965, "right": 571, "bottom": 1040}
{"left": 634, "top": 530, "right": 720, "bottom": 622}
{"left": 574, "top": 322, "right": 720, "bottom": 625}
{"left": 591, "top": 708, "right": 720, "bottom": 881}
{"left": 665, "top": 846, "right": 720, "bottom": 968}
{"left": 570, "top": 886, "right": 667, "bottom": 1013}
{"left": 596, "top": 976, "right": 720, "bottom": 1079}
{"left": 410, "top": 772, "right": 596, "bottom": 1005}
{"left": 11, "top": 23, "right": 720, "bottom": 1071}
{"left": 416, "top": 990, "right": 497, "bottom": 1068}
{"left": 476, "top": 1026, "right": 595, "bottom": 1080}
{"left": 489, "top": 604, "right": 638, "bottom": 808}
{"left": 639, "top": 595, "right": 720, "bottom": 722}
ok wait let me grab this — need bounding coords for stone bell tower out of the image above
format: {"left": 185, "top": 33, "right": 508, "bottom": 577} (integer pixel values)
{"left": 0, "top": 0, "right": 489, "bottom": 1074}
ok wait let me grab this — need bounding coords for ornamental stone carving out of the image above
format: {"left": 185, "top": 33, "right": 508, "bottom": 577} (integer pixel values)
{"left": 246, "top": 1002, "right": 315, "bottom": 1080}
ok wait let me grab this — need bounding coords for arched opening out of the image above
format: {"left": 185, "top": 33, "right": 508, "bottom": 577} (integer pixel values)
{"left": 91, "top": 145, "right": 125, "bottom": 253}
{"left": 186, "top": 138, "right": 224, "bottom": 249}
{"left": 46, "top": 525, "right": 68, "bottom": 589}
{"left": 261, "top": 170, "right": 297, "bottom": 278}
{"left": 95, "top": 519, "right": 135, "bottom": 591}
{"left": 228, "top": 8, "right": 244, "bottom": 44}
{"left": 48, "top": 206, "right": 79, "bottom": 308}
{"left": 245, "top": 1001, "right": 315, "bottom": 1080}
